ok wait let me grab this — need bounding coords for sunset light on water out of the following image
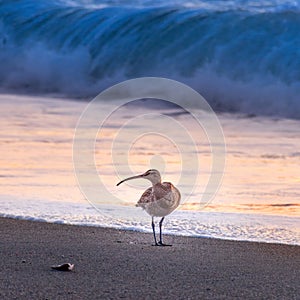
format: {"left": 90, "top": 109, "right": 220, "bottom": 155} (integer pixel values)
{"left": 0, "top": 94, "right": 299, "bottom": 245}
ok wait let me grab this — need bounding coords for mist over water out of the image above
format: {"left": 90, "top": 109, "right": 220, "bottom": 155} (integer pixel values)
{"left": 1, "top": 0, "right": 300, "bottom": 118}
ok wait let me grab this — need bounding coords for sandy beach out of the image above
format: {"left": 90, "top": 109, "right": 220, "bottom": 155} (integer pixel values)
{"left": 0, "top": 217, "right": 299, "bottom": 299}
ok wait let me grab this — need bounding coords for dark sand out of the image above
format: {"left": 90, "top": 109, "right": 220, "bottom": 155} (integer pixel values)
{"left": 0, "top": 217, "right": 299, "bottom": 299}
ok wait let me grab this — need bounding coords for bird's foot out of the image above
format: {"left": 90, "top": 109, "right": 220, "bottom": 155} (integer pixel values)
{"left": 153, "top": 241, "right": 172, "bottom": 247}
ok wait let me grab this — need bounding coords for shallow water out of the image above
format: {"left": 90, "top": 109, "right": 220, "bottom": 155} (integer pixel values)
{"left": 0, "top": 94, "right": 299, "bottom": 245}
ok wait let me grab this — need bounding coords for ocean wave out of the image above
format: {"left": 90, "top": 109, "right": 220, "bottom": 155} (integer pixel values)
{"left": 1, "top": 0, "right": 300, "bottom": 118}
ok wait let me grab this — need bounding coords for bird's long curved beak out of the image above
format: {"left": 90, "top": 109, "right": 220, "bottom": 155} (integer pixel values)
{"left": 116, "top": 174, "right": 144, "bottom": 186}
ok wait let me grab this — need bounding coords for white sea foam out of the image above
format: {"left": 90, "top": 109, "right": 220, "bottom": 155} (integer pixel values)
{"left": 1, "top": 0, "right": 300, "bottom": 118}
{"left": 1, "top": 195, "right": 299, "bottom": 245}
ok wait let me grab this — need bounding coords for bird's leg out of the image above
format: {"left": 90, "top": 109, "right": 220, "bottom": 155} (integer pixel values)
{"left": 158, "top": 217, "right": 172, "bottom": 247}
{"left": 151, "top": 217, "right": 158, "bottom": 246}
{"left": 159, "top": 217, "right": 164, "bottom": 244}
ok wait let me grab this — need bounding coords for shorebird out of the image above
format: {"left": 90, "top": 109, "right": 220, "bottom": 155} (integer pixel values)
{"left": 117, "top": 169, "right": 181, "bottom": 246}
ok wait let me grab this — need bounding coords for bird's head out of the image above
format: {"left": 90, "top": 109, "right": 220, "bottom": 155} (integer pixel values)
{"left": 141, "top": 169, "right": 162, "bottom": 184}
{"left": 117, "top": 169, "right": 161, "bottom": 186}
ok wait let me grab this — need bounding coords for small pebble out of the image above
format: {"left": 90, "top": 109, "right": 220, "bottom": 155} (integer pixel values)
{"left": 51, "top": 263, "right": 74, "bottom": 271}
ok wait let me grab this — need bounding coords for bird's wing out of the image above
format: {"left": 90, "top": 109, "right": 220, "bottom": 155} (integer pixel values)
{"left": 137, "top": 187, "right": 154, "bottom": 206}
{"left": 162, "top": 182, "right": 181, "bottom": 203}
{"left": 158, "top": 182, "right": 174, "bottom": 200}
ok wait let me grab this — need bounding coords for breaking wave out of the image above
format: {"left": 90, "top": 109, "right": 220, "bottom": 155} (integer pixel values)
{"left": 1, "top": 0, "right": 300, "bottom": 118}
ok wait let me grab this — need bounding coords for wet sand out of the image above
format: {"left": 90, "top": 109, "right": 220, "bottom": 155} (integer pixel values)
{"left": 0, "top": 217, "right": 299, "bottom": 299}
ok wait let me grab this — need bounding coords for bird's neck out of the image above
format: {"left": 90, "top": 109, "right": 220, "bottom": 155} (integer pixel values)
{"left": 149, "top": 178, "right": 161, "bottom": 185}
{"left": 150, "top": 177, "right": 161, "bottom": 186}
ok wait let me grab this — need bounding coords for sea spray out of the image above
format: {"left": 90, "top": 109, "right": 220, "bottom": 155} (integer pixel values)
{"left": 0, "top": 0, "right": 300, "bottom": 118}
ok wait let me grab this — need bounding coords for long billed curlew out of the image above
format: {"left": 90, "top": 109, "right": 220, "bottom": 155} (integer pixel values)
{"left": 117, "top": 169, "right": 181, "bottom": 246}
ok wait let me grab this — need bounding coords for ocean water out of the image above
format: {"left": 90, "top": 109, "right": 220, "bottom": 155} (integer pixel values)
{"left": 0, "top": 0, "right": 299, "bottom": 245}
{"left": 1, "top": 0, "right": 300, "bottom": 118}
{"left": 0, "top": 94, "right": 299, "bottom": 245}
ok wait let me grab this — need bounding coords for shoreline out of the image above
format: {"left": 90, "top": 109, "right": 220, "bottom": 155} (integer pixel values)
{"left": 1, "top": 212, "right": 300, "bottom": 247}
{"left": 1, "top": 217, "right": 299, "bottom": 299}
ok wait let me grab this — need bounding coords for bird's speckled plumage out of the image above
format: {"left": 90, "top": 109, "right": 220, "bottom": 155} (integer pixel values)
{"left": 136, "top": 182, "right": 180, "bottom": 217}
